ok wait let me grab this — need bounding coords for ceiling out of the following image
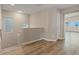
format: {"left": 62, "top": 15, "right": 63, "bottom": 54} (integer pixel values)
{"left": 1, "top": 4, "right": 79, "bottom": 14}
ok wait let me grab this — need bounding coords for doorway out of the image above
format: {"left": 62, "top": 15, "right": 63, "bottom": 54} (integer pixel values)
{"left": 64, "top": 11, "right": 79, "bottom": 54}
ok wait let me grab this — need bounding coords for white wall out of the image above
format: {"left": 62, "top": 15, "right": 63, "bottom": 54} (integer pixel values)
{"left": 30, "top": 8, "right": 64, "bottom": 41}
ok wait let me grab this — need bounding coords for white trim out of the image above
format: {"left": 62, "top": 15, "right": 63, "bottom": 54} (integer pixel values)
{"left": 21, "top": 39, "right": 42, "bottom": 45}
{"left": 58, "top": 37, "right": 64, "bottom": 40}
{"left": 42, "top": 38, "right": 57, "bottom": 41}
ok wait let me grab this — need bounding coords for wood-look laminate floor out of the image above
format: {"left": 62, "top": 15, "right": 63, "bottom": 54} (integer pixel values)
{"left": 22, "top": 31, "right": 79, "bottom": 55}
{"left": 0, "top": 40, "right": 65, "bottom": 55}
{"left": 22, "top": 40, "right": 65, "bottom": 55}
{"left": 1, "top": 31, "right": 79, "bottom": 55}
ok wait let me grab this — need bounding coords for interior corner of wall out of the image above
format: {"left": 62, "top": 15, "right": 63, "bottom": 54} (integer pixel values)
{"left": 58, "top": 37, "right": 64, "bottom": 40}
{"left": 41, "top": 37, "right": 57, "bottom": 41}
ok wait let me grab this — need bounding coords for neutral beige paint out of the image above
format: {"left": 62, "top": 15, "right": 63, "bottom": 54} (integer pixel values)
{"left": 23, "top": 28, "right": 44, "bottom": 42}
{"left": 1, "top": 9, "right": 44, "bottom": 49}
{"left": 30, "top": 8, "right": 64, "bottom": 40}
{"left": 1, "top": 10, "right": 28, "bottom": 48}
{"left": 0, "top": 6, "right": 70, "bottom": 49}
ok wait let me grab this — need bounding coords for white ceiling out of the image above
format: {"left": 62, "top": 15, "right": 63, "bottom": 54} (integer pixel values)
{"left": 1, "top": 4, "right": 78, "bottom": 14}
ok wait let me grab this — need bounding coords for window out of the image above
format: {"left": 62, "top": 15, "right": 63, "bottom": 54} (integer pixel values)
{"left": 65, "top": 21, "right": 79, "bottom": 27}
{"left": 4, "top": 17, "right": 13, "bottom": 32}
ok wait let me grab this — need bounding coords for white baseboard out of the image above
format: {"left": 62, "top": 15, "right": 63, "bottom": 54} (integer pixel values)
{"left": 21, "top": 39, "right": 42, "bottom": 45}
{"left": 42, "top": 38, "right": 57, "bottom": 41}
{"left": 57, "top": 37, "right": 64, "bottom": 40}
